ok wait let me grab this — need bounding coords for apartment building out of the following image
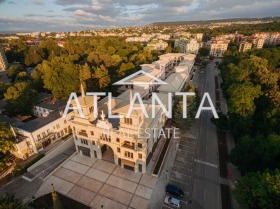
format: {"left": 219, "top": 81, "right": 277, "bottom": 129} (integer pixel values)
{"left": 193, "top": 33, "right": 203, "bottom": 41}
{"left": 254, "top": 32, "right": 280, "bottom": 45}
{"left": 209, "top": 40, "right": 229, "bottom": 57}
{"left": 174, "top": 38, "right": 202, "bottom": 54}
{"left": 238, "top": 41, "right": 252, "bottom": 52}
{"left": 250, "top": 37, "right": 265, "bottom": 49}
{"left": 147, "top": 40, "right": 168, "bottom": 51}
{"left": 0, "top": 44, "right": 8, "bottom": 71}
{"left": 237, "top": 36, "right": 264, "bottom": 50}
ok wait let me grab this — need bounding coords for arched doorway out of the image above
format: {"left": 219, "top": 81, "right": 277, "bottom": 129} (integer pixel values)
{"left": 101, "top": 144, "right": 114, "bottom": 163}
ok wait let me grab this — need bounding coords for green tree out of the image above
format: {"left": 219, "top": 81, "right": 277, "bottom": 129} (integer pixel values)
{"left": 173, "top": 84, "right": 199, "bottom": 129}
{"left": 0, "top": 122, "right": 16, "bottom": 155}
{"left": 227, "top": 82, "right": 262, "bottom": 117}
{"left": 117, "top": 62, "right": 135, "bottom": 77}
{"left": 41, "top": 55, "right": 80, "bottom": 99}
{"left": 24, "top": 47, "right": 45, "bottom": 66}
{"left": 79, "top": 63, "right": 91, "bottom": 90}
{"left": 234, "top": 169, "right": 280, "bottom": 209}
{"left": 198, "top": 48, "right": 210, "bottom": 57}
{"left": 0, "top": 194, "right": 27, "bottom": 209}
{"left": 164, "top": 45, "right": 172, "bottom": 53}
{"left": 4, "top": 82, "right": 37, "bottom": 116}
{"left": 210, "top": 112, "right": 229, "bottom": 131}
{"left": 48, "top": 50, "right": 56, "bottom": 61}
{"left": 7, "top": 65, "right": 25, "bottom": 82}
{"left": 92, "top": 65, "right": 111, "bottom": 90}
{"left": 230, "top": 134, "right": 280, "bottom": 173}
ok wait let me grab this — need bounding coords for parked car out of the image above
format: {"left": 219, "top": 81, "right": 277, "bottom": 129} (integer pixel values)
{"left": 165, "top": 184, "right": 184, "bottom": 198}
{"left": 164, "top": 195, "right": 181, "bottom": 208}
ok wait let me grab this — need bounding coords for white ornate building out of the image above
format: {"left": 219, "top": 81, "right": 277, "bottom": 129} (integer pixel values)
{"left": 69, "top": 87, "right": 167, "bottom": 173}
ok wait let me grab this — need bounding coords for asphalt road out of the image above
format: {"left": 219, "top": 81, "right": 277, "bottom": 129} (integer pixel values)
{"left": 191, "top": 61, "right": 221, "bottom": 209}
{"left": 0, "top": 145, "right": 75, "bottom": 202}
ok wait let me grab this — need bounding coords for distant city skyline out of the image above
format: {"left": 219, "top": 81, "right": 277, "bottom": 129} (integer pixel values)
{"left": 0, "top": 0, "right": 280, "bottom": 32}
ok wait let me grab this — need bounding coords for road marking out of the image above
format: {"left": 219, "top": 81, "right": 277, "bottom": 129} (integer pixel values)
{"left": 194, "top": 159, "right": 218, "bottom": 168}
{"left": 21, "top": 176, "right": 32, "bottom": 182}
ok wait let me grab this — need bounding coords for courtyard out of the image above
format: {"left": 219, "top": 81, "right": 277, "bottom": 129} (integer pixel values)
{"left": 36, "top": 153, "right": 158, "bottom": 209}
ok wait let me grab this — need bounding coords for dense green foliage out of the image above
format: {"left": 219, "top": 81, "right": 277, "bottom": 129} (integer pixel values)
{"left": 5, "top": 37, "right": 160, "bottom": 100}
{"left": 230, "top": 135, "right": 280, "bottom": 173}
{"left": 220, "top": 47, "right": 280, "bottom": 139}
{"left": 0, "top": 122, "right": 16, "bottom": 169}
{"left": 219, "top": 46, "right": 280, "bottom": 209}
{"left": 4, "top": 80, "right": 37, "bottom": 116}
{"left": 173, "top": 84, "right": 199, "bottom": 129}
{"left": 233, "top": 169, "right": 280, "bottom": 209}
{"left": 0, "top": 194, "right": 27, "bottom": 209}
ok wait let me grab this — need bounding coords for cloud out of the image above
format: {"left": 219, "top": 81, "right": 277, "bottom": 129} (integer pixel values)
{"left": 31, "top": 0, "right": 44, "bottom": 6}
{"left": 24, "top": 13, "right": 61, "bottom": 18}
{"left": 74, "top": 9, "right": 97, "bottom": 18}
{"left": 54, "top": 0, "right": 91, "bottom": 6}
{"left": 99, "top": 15, "right": 116, "bottom": 22}
{"left": 1, "top": 0, "right": 280, "bottom": 32}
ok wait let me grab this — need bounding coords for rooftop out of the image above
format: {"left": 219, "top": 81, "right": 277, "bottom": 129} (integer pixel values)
{"left": 158, "top": 53, "right": 185, "bottom": 60}
{"left": 117, "top": 89, "right": 148, "bottom": 100}
{"left": 36, "top": 96, "right": 67, "bottom": 111}
{"left": 158, "top": 73, "right": 188, "bottom": 93}
{"left": 17, "top": 108, "right": 66, "bottom": 133}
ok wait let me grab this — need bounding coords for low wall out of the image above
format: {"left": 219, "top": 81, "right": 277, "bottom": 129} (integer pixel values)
{"left": 27, "top": 137, "right": 74, "bottom": 172}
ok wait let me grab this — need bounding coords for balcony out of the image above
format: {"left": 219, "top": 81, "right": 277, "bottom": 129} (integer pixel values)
{"left": 77, "top": 131, "right": 88, "bottom": 137}
{"left": 122, "top": 143, "right": 135, "bottom": 150}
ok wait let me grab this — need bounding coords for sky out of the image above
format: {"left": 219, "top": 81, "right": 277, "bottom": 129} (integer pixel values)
{"left": 0, "top": 0, "right": 279, "bottom": 32}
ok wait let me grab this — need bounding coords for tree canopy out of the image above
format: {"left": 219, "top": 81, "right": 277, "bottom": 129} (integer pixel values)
{"left": 0, "top": 194, "right": 27, "bottom": 209}
{"left": 233, "top": 169, "right": 280, "bottom": 209}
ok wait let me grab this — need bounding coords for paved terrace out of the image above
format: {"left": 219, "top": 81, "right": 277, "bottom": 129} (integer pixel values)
{"left": 36, "top": 154, "right": 158, "bottom": 209}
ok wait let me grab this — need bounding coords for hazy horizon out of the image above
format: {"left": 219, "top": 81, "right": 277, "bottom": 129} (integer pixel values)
{"left": 0, "top": 0, "right": 280, "bottom": 32}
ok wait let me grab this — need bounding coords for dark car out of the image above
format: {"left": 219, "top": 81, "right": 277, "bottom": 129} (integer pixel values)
{"left": 165, "top": 184, "right": 184, "bottom": 198}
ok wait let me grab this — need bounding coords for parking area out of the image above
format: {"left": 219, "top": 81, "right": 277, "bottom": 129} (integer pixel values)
{"left": 162, "top": 132, "right": 196, "bottom": 209}
{"left": 36, "top": 153, "right": 158, "bottom": 209}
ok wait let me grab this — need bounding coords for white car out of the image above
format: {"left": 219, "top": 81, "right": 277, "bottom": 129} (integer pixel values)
{"left": 164, "top": 195, "right": 181, "bottom": 208}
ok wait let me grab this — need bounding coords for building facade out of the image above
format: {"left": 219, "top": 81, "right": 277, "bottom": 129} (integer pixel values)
{"left": 209, "top": 40, "right": 229, "bottom": 57}
{"left": 147, "top": 40, "right": 168, "bottom": 51}
{"left": 238, "top": 41, "right": 252, "bottom": 52}
{"left": 69, "top": 90, "right": 167, "bottom": 173}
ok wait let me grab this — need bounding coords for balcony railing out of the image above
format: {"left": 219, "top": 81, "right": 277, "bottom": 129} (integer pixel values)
{"left": 122, "top": 143, "right": 135, "bottom": 150}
